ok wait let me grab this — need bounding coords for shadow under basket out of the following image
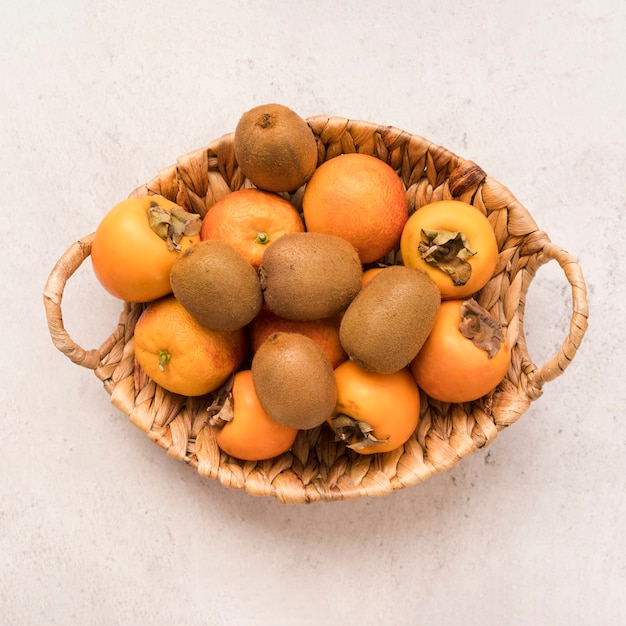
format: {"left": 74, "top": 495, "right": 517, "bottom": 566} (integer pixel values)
{"left": 43, "top": 116, "right": 589, "bottom": 504}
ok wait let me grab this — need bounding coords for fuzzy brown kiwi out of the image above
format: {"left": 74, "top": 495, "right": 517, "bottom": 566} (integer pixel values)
{"left": 234, "top": 103, "right": 318, "bottom": 193}
{"left": 251, "top": 332, "right": 337, "bottom": 430}
{"left": 339, "top": 265, "right": 441, "bottom": 374}
{"left": 258, "top": 232, "right": 363, "bottom": 321}
{"left": 170, "top": 239, "right": 263, "bottom": 332}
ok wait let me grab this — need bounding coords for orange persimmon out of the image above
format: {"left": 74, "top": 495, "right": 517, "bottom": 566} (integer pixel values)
{"left": 400, "top": 200, "right": 498, "bottom": 299}
{"left": 410, "top": 298, "right": 511, "bottom": 403}
{"left": 214, "top": 370, "right": 298, "bottom": 461}
{"left": 91, "top": 196, "right": 201, "bottom": 303}
{"left": 328, "top": 360, "right": 420, "bottom": 455}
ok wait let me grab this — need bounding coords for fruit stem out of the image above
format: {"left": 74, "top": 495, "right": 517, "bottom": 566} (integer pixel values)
{"left": 418, "top": 228, "right": 476, "bottom": 286}
{"left": 330, "top": 414, "right": 388, "bottom": 451}
{"left": 458, "top": 298, "right": 504, "bottom": 358}
{"left": 255, "top": 231, "right": 270, "bottom": 245}
{"left": 158, "top": 349, "right": 171, "bottom": 371}
{"left": 257, "top": 113, "right": 274, "bottom": 129}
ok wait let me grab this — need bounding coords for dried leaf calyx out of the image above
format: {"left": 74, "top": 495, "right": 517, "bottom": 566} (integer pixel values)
{"left": 148, "top": 201, "right": 201, "bottom": 251}
{"left": 331, "top": 414, "right": 389, "bottom": 451}
{"left": 418, "top": 228, "right": 476, "bottom": 286}
{"left": 458, "top": 298, "right": 504, "bottom": 359}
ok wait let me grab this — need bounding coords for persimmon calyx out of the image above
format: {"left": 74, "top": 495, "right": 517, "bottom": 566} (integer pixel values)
{"left": 148, "top": 201, "right": 201, "bottom": 251}
{"left": 330, "top": 414, "right": 389, "bottom": 451}
{"left": 208, "top": 395, "right": 234, "bottom": 428}
{"left": 419, "top": 228, "right": 476, "bottom": 286}
{"left": 206, "top": 375, "right": 235, "bottom": 428}
{"left": 459, "top": 298, "right": 504, "bottom": 358}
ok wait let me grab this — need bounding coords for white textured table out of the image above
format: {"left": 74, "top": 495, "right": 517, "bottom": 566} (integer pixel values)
{"left": 2, "top": 1, "right": 624, "bottom": 624}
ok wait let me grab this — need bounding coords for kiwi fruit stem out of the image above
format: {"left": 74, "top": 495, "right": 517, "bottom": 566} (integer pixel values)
{"left": 258, "top": 113, "right": 273, "bottom": 129}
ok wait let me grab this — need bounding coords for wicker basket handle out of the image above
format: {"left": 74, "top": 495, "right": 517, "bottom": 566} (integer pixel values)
{"left": 526, "top": 242, "right": 589, "bottom": 390}
{"left": 43, "top": 233, "right": 120, "bottom": 370}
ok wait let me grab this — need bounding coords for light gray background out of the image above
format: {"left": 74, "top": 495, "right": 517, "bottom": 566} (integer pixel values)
{"left": 2, "top": 1, "right": 624, "bottom": 624}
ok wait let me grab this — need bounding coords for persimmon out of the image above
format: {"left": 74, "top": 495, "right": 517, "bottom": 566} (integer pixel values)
{"left": 213, "top": 370, "right": 298, "bottom": 461}
{"left": 91, "top": 196, "right": 201, "bottom": 303}
{"left": 410, "top": 298, "right": 511, "bottom": 403}
{"left": 328, "top": 360, "right": 420, "bottom": 455}
{"left": 400, "top": 200, "right": 498, "bottom": 299}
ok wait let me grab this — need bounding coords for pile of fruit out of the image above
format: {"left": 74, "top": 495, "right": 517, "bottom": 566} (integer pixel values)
{"left": 90, "top": 104, "right": 511, "bottom": 462}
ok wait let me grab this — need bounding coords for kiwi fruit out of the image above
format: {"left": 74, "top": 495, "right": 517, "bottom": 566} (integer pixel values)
{"left": 251, "top": 332, "right": 337, "bottom": 430}
{"left": 339, "top": 265, "right": 440, "bottom": 374}
{"left": 234, "top": 103, "right": 318, "bottom": 192}
{"left": 258, "top": 232, "right": 363, "bottom": 321}
{"left": 170, "top": 239, "right": 263, "bottom": 332}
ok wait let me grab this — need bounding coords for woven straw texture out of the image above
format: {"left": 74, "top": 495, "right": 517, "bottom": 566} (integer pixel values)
{"left": 43, "top": 116, "right": 589, "bottom": 504}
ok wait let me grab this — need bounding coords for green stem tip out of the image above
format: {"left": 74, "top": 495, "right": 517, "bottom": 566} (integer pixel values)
{"left": 158, "top": 349, "right": 171, "bottom": 371}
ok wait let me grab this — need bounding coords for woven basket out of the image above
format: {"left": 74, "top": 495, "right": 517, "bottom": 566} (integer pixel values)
{"left": 43, "top": 115, "right": 589, "bottom": 504}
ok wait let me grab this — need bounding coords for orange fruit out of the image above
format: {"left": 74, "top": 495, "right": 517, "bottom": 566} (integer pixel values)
{"left": 301, "top": 153, "right": 409, "bottom": 264}
{"left": 249, "top": 305, "right": 347, "bottom": 368}
{"left": 200, "top": 188, "right": 305, "bottom": 269}
{"left": 361, "top": 267, "right": 384, "bottom": 289}
{"left": 134, "top": 295, "right": 247, "bottom": 396}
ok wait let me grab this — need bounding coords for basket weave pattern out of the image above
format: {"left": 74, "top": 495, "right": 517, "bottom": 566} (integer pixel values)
{"left": 43, "top": 116, "right": 589, "bottom": 504}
